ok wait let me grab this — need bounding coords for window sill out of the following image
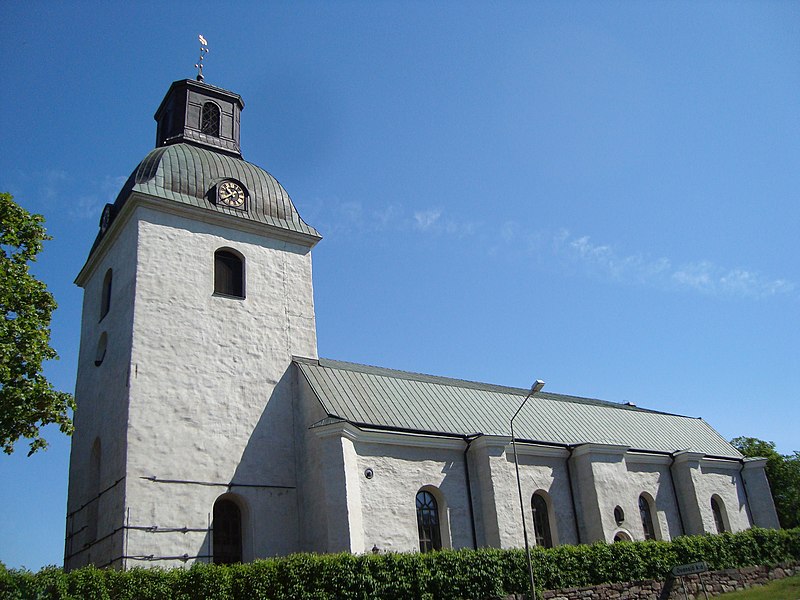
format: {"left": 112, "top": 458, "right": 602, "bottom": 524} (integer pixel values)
{"left": 212, "top": 292, "right": 246, "bottom": 301}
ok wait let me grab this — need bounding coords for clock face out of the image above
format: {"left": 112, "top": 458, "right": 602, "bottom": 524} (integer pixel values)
{"left": 218, "top": 181, "right": 246, "bottom": 208}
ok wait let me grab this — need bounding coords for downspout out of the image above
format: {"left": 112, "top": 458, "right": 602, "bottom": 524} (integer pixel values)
{"left": 565, "top": 445, "right": 582, "bottom": 544}
{"left": 463, "top": 434, "right": 481, "bottom": 549}
{"left": 669, "top": 452, "right": 686, "bottom": 536}
{"left": 739, "top": 458, "right": 754, "bottom": 527}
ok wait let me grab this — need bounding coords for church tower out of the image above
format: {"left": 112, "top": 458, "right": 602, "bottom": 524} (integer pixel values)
{"left": 65, "top": 78, "right": 321, "bottom": 569}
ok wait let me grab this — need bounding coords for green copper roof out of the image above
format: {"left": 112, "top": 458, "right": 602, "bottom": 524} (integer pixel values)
{"left": 295, "top": 357, "right": 741, "bottom": 458}
{"left": 108, "top": 143, "right": 320, "bottom": 240}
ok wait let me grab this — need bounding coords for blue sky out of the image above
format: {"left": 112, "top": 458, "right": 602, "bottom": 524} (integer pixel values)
{"left": 1, "top": 1, "right": 798, "bottom": 571}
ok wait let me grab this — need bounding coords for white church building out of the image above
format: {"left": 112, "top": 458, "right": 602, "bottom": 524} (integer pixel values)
{"left": 64, "top": 77, "right": 779, "bottom": 570}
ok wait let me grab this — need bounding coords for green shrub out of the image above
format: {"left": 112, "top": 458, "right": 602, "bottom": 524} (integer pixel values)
{"left": 3, "top": 528, "right": 798, "bottom": 600}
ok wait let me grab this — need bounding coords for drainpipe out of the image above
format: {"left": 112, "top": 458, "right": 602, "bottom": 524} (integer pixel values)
{"left": 463, "top": 434, "right": 481, "bottom": 549}
{"left": 738, "top": 458, "right": 754, "bottom": 527}
{"left": 669, "top": 452, "right": 686, "bottom": 536}
{"left": 565, "top": 445, "right": 582, "bottom": 544}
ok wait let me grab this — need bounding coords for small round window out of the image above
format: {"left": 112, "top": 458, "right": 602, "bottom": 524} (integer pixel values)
{"left": 95, "top": 332, "right": 108, "bottom": 367}
{"left": 614, "top": 506, "right": 625, "bottom": 525}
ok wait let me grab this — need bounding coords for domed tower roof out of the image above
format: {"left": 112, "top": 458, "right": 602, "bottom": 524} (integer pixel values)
{"left": 88, "top": 79, "right": 320, "bottom": 257}
{"left": 110, "top": 143, "right": 320, "bottom": 238}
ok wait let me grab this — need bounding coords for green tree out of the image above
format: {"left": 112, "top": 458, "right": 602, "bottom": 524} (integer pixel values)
{"left": 731, "top": 436, "right": 800, "bottom": 529}
{"left": 0, "top": 192, "right": 74, "bottom": 455}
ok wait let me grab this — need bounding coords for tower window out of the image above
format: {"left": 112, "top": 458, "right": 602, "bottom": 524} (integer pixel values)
{"left": 100, "top": 269, "right": 112, "bottom": 320}
{"left": 201, "top": 102, "right": 221, "bottom": 137}
{"left": 213, "top": 498, "right": 242, "bottom": 564}
{"left": 531, "top": 492, "right": 554, "bottom": 548}
{"left": 214, "top": 249, "right": 244, "bottom": 298}
{"left": 416, "top": 490, "right": 442, "bottom": 552}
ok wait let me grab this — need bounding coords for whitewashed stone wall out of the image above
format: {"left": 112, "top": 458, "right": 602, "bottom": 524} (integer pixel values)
{"left": 291, "top": 425, "right": 776, "bottom": 558}
{"left": 66, "top": 211, "right": 139, "bottom": 569}
{"left": 69, "top": 199, "right": 318, "bottom": 569}
{"left": 742, "top": 458, "right": 780, "bottom": 528}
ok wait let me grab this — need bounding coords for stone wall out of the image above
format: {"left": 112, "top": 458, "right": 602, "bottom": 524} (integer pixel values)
{"left": 523, "top": 562, "right": 799, "bottom": 600}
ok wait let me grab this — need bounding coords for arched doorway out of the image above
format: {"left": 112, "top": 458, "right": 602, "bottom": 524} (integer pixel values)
{"left": 213, "top": 497, "right": 242, "bottom": 564}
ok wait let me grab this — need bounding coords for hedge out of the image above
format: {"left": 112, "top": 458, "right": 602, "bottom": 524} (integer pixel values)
{"left": 2, "top": 527, "right": 798, "bottom": 600}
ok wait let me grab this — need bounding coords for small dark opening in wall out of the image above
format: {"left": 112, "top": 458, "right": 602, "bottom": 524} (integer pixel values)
{"left": 214, "top": 250, "right": 244, "bottom": 298}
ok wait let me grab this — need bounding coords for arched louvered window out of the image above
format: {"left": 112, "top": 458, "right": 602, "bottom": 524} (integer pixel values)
{"left": 531, "top": 492, "right": 554, "bottom": 548}
{"left": 711, "top": 496, "right": 727, "bottom": 533}
{"left": 214, "top": 249, "right": 244, "bottom": 298}
{"left": 213, "top": 498, "right": 242, "bottom": 564}
{"left": 416, "top": 490, "right": 442, "bottom": 552}
{"left": 100, "top": 269, "right": 112, "bottom": 320}
{"left": 639, "top": 494, "right": 656, "bottom": 540}
{"left": 201, "top": 102, "right": 221, "bottom": 137}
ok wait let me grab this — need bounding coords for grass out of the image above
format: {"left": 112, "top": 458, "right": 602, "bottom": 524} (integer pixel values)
{"left": 715, "top": 575, "right": 800, "bottom": 599}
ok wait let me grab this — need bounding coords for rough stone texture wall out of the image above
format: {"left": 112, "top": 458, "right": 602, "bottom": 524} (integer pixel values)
{"left": 473, "top": 439, "right": 579, "bottom": 548}
{"left": 293, "top": 368, "right": 334, "bottom": 553}
{"left": 697, "top": 460, "right": 751, "bottom": 533}
{"left": 353, "top": 433, "right": 470, "bottom": 553}
{"left": 66, "top": 212, "right": 139, "bottom": 570}
{"left": 620, "top": 454, "right": 682, "bottom": 542}
{"left": 107, "top": 205, "right": 316, "bottom": 569}
{"left": 500, "top": 562, "right": 800, "bottom": 600}
{"left": 741, "top": 459, "right": 780, "bottom": 529}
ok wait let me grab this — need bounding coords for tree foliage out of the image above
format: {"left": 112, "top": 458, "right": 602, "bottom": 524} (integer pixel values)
{"left": 0, "top": 192, "right": 74, "bottom": 455}
{"left": 731, "top": 436, "right": 800, "bottom": 529}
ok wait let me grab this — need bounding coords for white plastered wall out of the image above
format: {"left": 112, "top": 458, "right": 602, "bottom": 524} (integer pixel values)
{"left": 307, "top": 424, "right": 474, "bottom": 554}
{"left": 471, "top": 438, "right": 579, "bottom": 550}
{"left": 66, "top": 213, "right": 139, "bottom": 569}
{"left": 697, "top": 458, "right": 753, "bottom": 533}
{"left": 117, "top": 203, "right": 317, "bottom": 568}
{"left": 742, "top": 458, "right": 780, "bottom": 529}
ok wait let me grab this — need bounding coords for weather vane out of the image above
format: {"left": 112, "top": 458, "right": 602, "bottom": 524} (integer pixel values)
{"left": 195, "top": 34, "right": 209, "bottom": 82}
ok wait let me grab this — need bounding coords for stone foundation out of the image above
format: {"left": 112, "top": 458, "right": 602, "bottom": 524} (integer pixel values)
{"left": 491, "top": 562, "right": 799, "bottom": 600}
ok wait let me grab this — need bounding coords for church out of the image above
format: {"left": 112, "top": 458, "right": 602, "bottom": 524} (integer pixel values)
{"left": 64, "top": 76, "right": 779, "bottom": 570}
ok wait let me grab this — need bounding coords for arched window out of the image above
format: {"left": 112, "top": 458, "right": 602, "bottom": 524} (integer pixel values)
{"left": 613, "top": 531, "right": 631, "bottom": 542}
{"left": 531, "top": 492, "right": 554, "bottom": 548}
{"left": 711, "top": 496, "right": 727, "bottom": 533}
{"left": 213, "top": 498, "right": 242, "bottom": 564}
{"left": 201, "top": 102, "right": 221, "bottom": 137}
{"left": 639, "top": 494, "right": 656, "bottom": 540}
{"left": 614, "top": 506, "right": 625, "bottom": 525}
{"left": 214, "top": 249, "right": 244, "bottom": 298}
{"left": 416, "top": 490, "right": 442, "bottom": 552}
{"left": 100, "top": 269, "right": 112, "bottom": 320}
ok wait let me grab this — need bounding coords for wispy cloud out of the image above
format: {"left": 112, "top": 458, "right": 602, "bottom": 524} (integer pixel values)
{"left": 553, "top": 230, "right": 795, "bottom": 299}
{"left": 2, "top": 170, "right": 127, "bottom": 221}
{"left": 413, "top": 209, "right": 441, "bottom": 231}
{"left": 68, "top": 175, "right": 127, "bottom": 220}
{"left": 307, "top": 199, "right": 477, "bottom": 238}
{"left": 301, "top": 197, "right": 793, "bottom": 300}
